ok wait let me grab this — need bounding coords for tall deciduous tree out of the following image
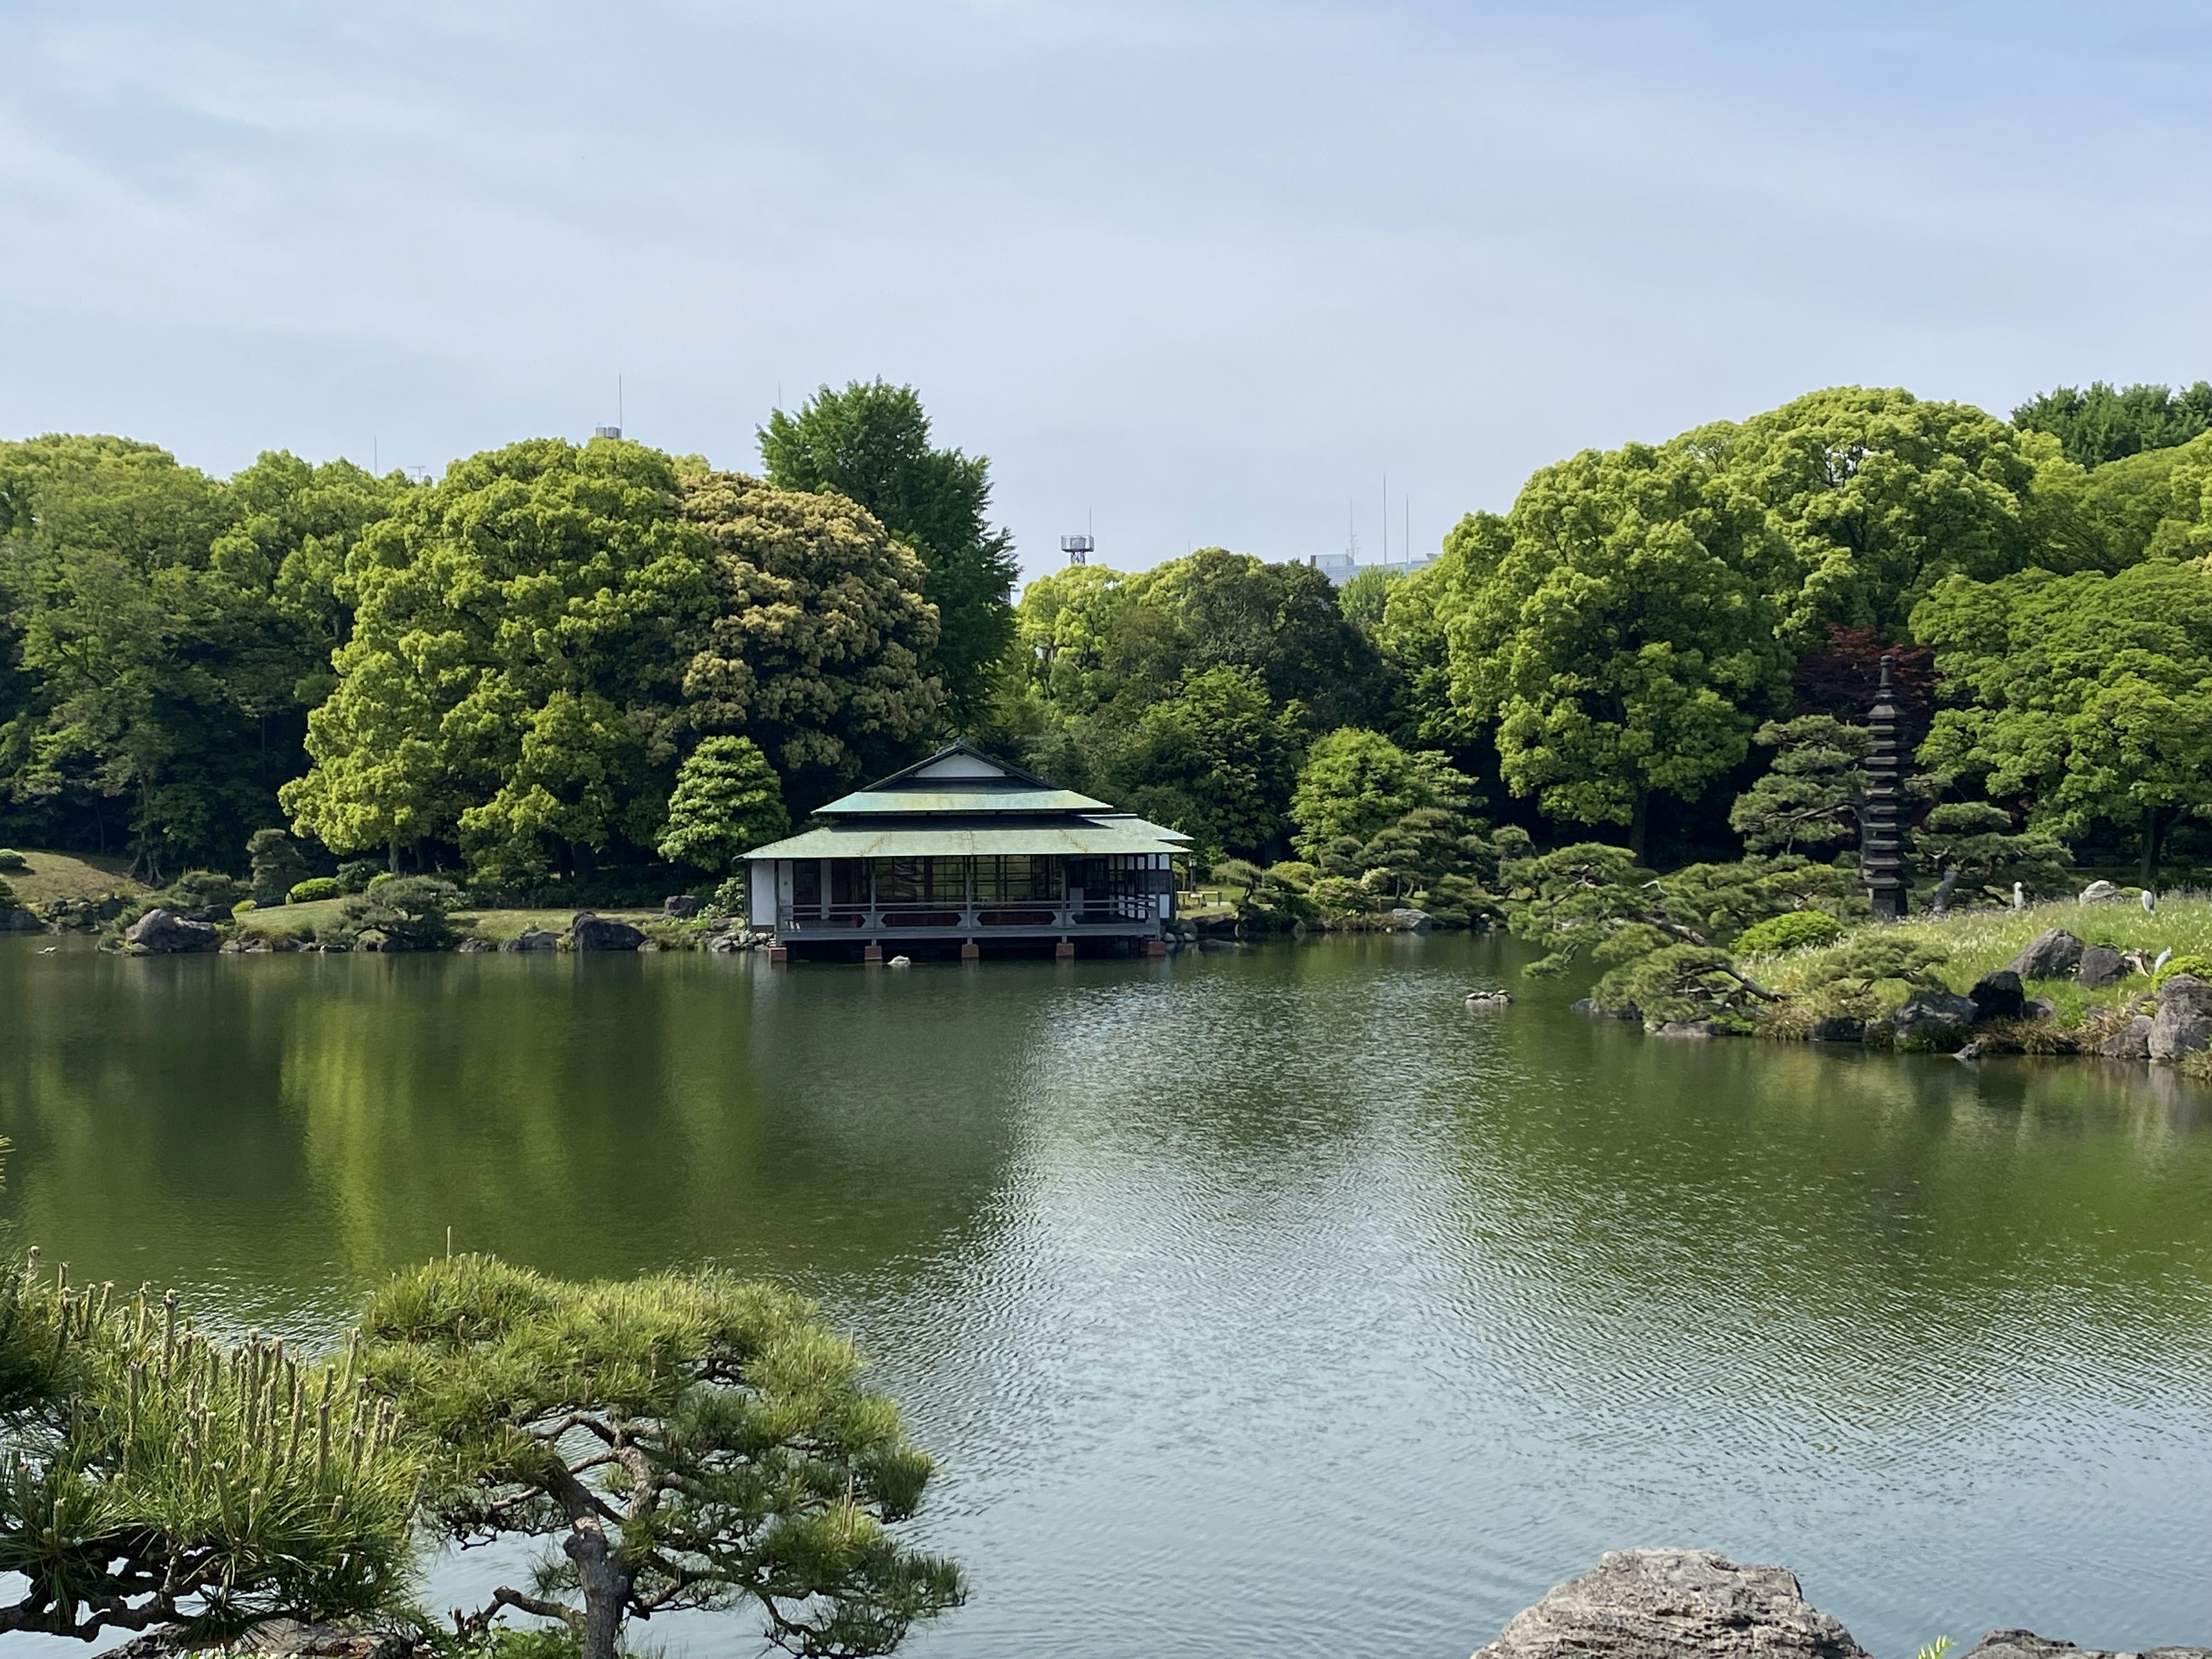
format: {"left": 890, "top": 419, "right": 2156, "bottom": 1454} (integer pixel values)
{"left": 678, "top": 470, "right": 944, "bottom": 811}
{"left": 361, "top": 1256, "right": 962, "bottom": 1659}
{"left": 760, "top": 382, "right": 1016, "bottom": 726}
{"left": 1912, "top": 558, "right": 2212, "bottom": 884}
{"left": 2014, "top": 380, "right": 2212, "bottom": 468}
{"left": 657, "top": 736, "right": 790, "bottom": 873}
{"left": 1289, "top": 726, "right": 1471, "bottom": 859}
{"left": 283, "top": 438, "right": 713, "bottom": 881}
{"left": 1440, "top": 442, "right": 1793, "bottom": 858}
{"left": 1113, "top": 664, "right": 1301, "bottom": 861}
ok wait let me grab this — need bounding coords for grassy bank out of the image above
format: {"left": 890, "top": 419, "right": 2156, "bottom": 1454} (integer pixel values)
{"left": 3, "top": 850, "right": 148, "bottom": 909}
{"left": 1753, "top": 892, "right": 2212, "bottom": 1026}
{"left": 229, "top": 901, "right": 666, "bottom": 944}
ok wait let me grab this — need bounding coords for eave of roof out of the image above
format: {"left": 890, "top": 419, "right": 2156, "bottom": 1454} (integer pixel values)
{"left": 745, "top": 823, "right": 1184, "bottom": 859}
{"left": 816, "top": 786, "right": 1115, "bottom": 815}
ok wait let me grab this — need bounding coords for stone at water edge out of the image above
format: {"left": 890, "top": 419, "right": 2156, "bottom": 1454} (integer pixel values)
{"left": 1969, "top": 969, "right": 2028, "bottom": 1022}
{"left": 1651, "top": 1019, "right": 1715, "bottom": 1038}
{"left": 2147, "top": 973, "right": 2212, "bottom": 1062}
{"left": 2076, "top": 944, "right": 2128, "bottom": 988}
{"left": 1808, "top": 1015, "right": 1865, "bottom": 1042}
{"left": 0, "top": 907, "right": 43, "bottom": 933}
{"left": 1893, "top": 987, "right": 1976, "bottom": 1050}
{"left": 1962, "top": 1631, "right": 2212, "bottom": 1659}
{"left": 2006, "top": 927, "right": 2084, "bottom": 981}
{"left": 2100, "top": 1014, "right": 2154, "bottom": 1059}
{"left": 1469, "top": 1548, "right": 1872, "bottom": 1659}
{"left": 569, "top": 913, "right": 646, "bottom": 952}
{"left": 501, "top": 928, "right": 561, "bottom": 952}
{"left": 1465, "top": 990, "right": 1513, "bottom": 1008}
{"left": 120, "top": 908, "right": 220, "bottom": 955}
{"left": 1389, "top": 906, "right": 1433, "bottom": 931}
{"left": 2077, "top": 878, "right": 2121, "bottom": 904}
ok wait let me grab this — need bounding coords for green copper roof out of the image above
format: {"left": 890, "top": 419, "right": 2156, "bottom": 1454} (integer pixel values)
{"left": 816, "top": 786, "right": 1115, "bottom": 816}
{"left": 745, "top": 823, "right": 1183, "bottom": 860}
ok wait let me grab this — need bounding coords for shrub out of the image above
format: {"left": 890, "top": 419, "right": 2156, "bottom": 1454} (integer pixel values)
{"left": 164, "top": 869, "right": 250, "bottom": 911}
{"left": 232, "top": 898, "right": 257, "bottom": 915}
{"left": 246, "top": 828, "right": 309, "bottom": 904}
{"left": 2152, "top": 953, "right": 2212, "bottom": 989}
{"left": 335, "top": 858, "right": 383, "bottom": 895}
{"left": 1736, "top": 910, "right": 1844, "bottom": 955}
{"left": 710, "top": 874, "right": 749, "bottom": 918}
{"left": 326, "top": 876, "right": 463, "bottom": 952}
{"left": 287, "top": 877, "right": 343, "bottom": 904}
{"left": 0, "top": 876, "right": 17, "bottom": 909}
{"left": 0, "top": 849, "right": 26, "bottom": 873}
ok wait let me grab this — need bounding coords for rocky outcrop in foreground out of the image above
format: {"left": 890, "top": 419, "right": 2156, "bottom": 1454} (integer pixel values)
{"left": 1472, "top": 1550, "right": 2209, "bottom": 1659}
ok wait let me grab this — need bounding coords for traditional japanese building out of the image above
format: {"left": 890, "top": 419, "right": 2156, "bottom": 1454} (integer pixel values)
{"left": 744, "top": 741, "right": 1188, "bottom": 961}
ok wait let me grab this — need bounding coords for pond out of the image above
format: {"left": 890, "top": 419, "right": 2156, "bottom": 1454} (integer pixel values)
{"left": 3, "top": 933, "right": 2209, "bottom": 1657}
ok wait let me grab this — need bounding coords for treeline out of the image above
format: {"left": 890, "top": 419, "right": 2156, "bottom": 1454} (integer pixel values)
{"left": 3, "top": 378, "right": 2209, "bottom": 896}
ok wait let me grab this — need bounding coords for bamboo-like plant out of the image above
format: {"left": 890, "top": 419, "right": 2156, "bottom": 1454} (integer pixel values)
{"left": 0, "top": 1252, "right": 419, "bottom": 1642}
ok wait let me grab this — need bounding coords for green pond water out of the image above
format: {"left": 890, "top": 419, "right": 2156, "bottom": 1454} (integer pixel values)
{"left": 2, "top": 933, "right": 2209, "bottom": 1657}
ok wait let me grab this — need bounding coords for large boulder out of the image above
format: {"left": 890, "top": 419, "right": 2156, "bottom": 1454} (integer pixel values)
{"left": 1389, "top": 906, "right": 1433, "bottom": 932}
{"left": 569, "top": 912, "right": 646, "bottom": 952}
{"left": 121, "top": 908, "right": 219, "bottom": 955}
{"left": 2100, "top": 1015, "right": 2154, "bottom": 1060}
{"left": 662, "top": 894, "right": 703, "bottom": 919}
{"left": 2077, "top": 880, "right": 2122, "bottom": 904}
{"left": 1962, "top": 1631, "right": 2212, "bottom": 1659}
{"left": 1893, "top": 988, "right": 1976, "bottom": 1051}
{"left": 2076, "top": 944, "right": 2128, "bottom": 989}
{"left": 0, "top": 907, "right": 43, "bottom": 933}
{"left": 1470, "top": 1548, "right": 1872, "bottom": 1659}
{"left": 501, "top": 928, "right": 562, "bottom": 953}
{"left": 1969, "top": 970, "right": 2027, "bottom": 1022}
{"left": 2147, "top": 973, "right": 2212, "bottom": 1062}
{"left": 2006, "top": 927, "right": 2083, "bottom": 982}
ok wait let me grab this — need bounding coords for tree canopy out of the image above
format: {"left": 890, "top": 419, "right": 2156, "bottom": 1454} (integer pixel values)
{"left": 361, "top": 1255, "right": 961, "bottom": 1659}
{"left": 1912, "top": 557, "right": 2212, "bottom": 882}
{"left": 760, "top": 381, "right": 1016, "bottom": 726}
{"left": 2014, "top": 379, "right": 2212, "bottom": 468}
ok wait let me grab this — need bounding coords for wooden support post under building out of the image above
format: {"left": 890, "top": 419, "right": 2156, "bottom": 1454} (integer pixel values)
{"left": 1145, "top": 938, "right": 1166, "bottom": 957}
{"left": 767, "top": 945, "right": 788, "bottom": 965}
{"left": 1054, "top": 940, "right": 1075, "bottom": 960}
{"left": 961, "top": 940, "right": 980, "bottom": 961}
{"left": 863, "top": 943, "right": 884, "bottom": 965}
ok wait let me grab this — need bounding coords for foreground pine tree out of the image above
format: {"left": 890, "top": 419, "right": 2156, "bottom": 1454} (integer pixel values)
{"left": 358, "top": 1256, "right": 962, "bottom": 1659}
{"left": 0, "top": 1253, "right": 416, "bottom": 1641}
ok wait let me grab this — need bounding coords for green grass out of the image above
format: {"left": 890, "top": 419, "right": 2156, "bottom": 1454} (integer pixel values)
{"left": 1759, "top": 892, "right": 2212, "bottom": 1025}
{"left": 4, "top": 850, "right": 149, "bottom": 909}
{"left": 231, "top": 900, "right": 664, "bottom": 944}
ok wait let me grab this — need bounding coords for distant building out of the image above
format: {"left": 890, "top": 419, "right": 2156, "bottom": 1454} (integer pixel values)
{"left": 1303, "top": 551, "right": 1437, "bottom": 587}
{"left": 745, "top": 741, "right": 1189, "bottom": 963}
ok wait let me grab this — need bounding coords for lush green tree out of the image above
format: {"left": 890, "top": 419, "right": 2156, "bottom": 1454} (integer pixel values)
{"left": 0, "top": 441, "right": 407, "bottom": 877}
{"left": 1113, "top": 665, "right": 1300, "bottom": 860}
{"left": 245, "top": 827, "right": 308, "bottom": 903}
{"left": 678, "top": 470, "right": 944, "bottom": 810}
{"left": 1117, "top": 548, "right": 1385, "bottom": 730}
{"left": 2014, "top": 380, "right": 2212, "bottom": 468}
{"left": 1912, "top": 559, "right": 2212, "bottom": 883}
{"left": 1335, "top": 565, "right": 1401, "bottom": 631}
{"left": 284, "top": 439, "right": 714, "bottom": 882}
{"left": 1441, "top": 442, "right": 1794, "bottom": 857}
{"left": 1727, "top": 715, "right": 1868, "bottom": 855}
{"left": 324, "top": 875, "right": 464, "bottom": 950}
{"left": 0, "top": 1255, "right": 416, "bottom": 1640}
{"left": 1010, "top": 564, "right": 1132, "bottom": 716}
{"left": 1694, "top": 385, "right": 2097, "bottom": 645}
{"left": 1288, "top": 726, "right": 1471, "bottom": 859}
{"left": 760, "top": 382, "right": 1016, "bottom": 726}
{"left": 360, "top": 1255, "right": 961, "bottom": 1659}
{"left": 657, "top": 736, "right": 790, "bottom": 873}
{"left": 1913, "top": 801, "right": 2074, "bottom": 907}
{"left": 2070, "top": 429, "right": 2212, "bottom": 565}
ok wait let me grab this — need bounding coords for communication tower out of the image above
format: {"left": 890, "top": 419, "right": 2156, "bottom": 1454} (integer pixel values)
{"left": 1060, "top": 534, "right": 1093, "bottom": 566}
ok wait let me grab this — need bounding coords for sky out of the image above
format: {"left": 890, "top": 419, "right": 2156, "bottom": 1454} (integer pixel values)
{"left": 2, "top": 1, "right": 2209, "bottom": 580}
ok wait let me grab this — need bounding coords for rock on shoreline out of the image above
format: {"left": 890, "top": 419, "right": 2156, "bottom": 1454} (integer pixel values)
{"left": 1472, "top": 1550, "right": 2209, "bottom": 1659}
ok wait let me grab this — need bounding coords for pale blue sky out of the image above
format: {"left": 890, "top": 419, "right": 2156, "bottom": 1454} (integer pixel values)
{"left": 3, "top": 1, "right": 2207, "bottom": 577}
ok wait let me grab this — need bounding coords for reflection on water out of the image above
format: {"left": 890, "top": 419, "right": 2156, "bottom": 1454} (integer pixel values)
{"left": 3, "top": 933, "right": 2209, "bottom": 1657}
